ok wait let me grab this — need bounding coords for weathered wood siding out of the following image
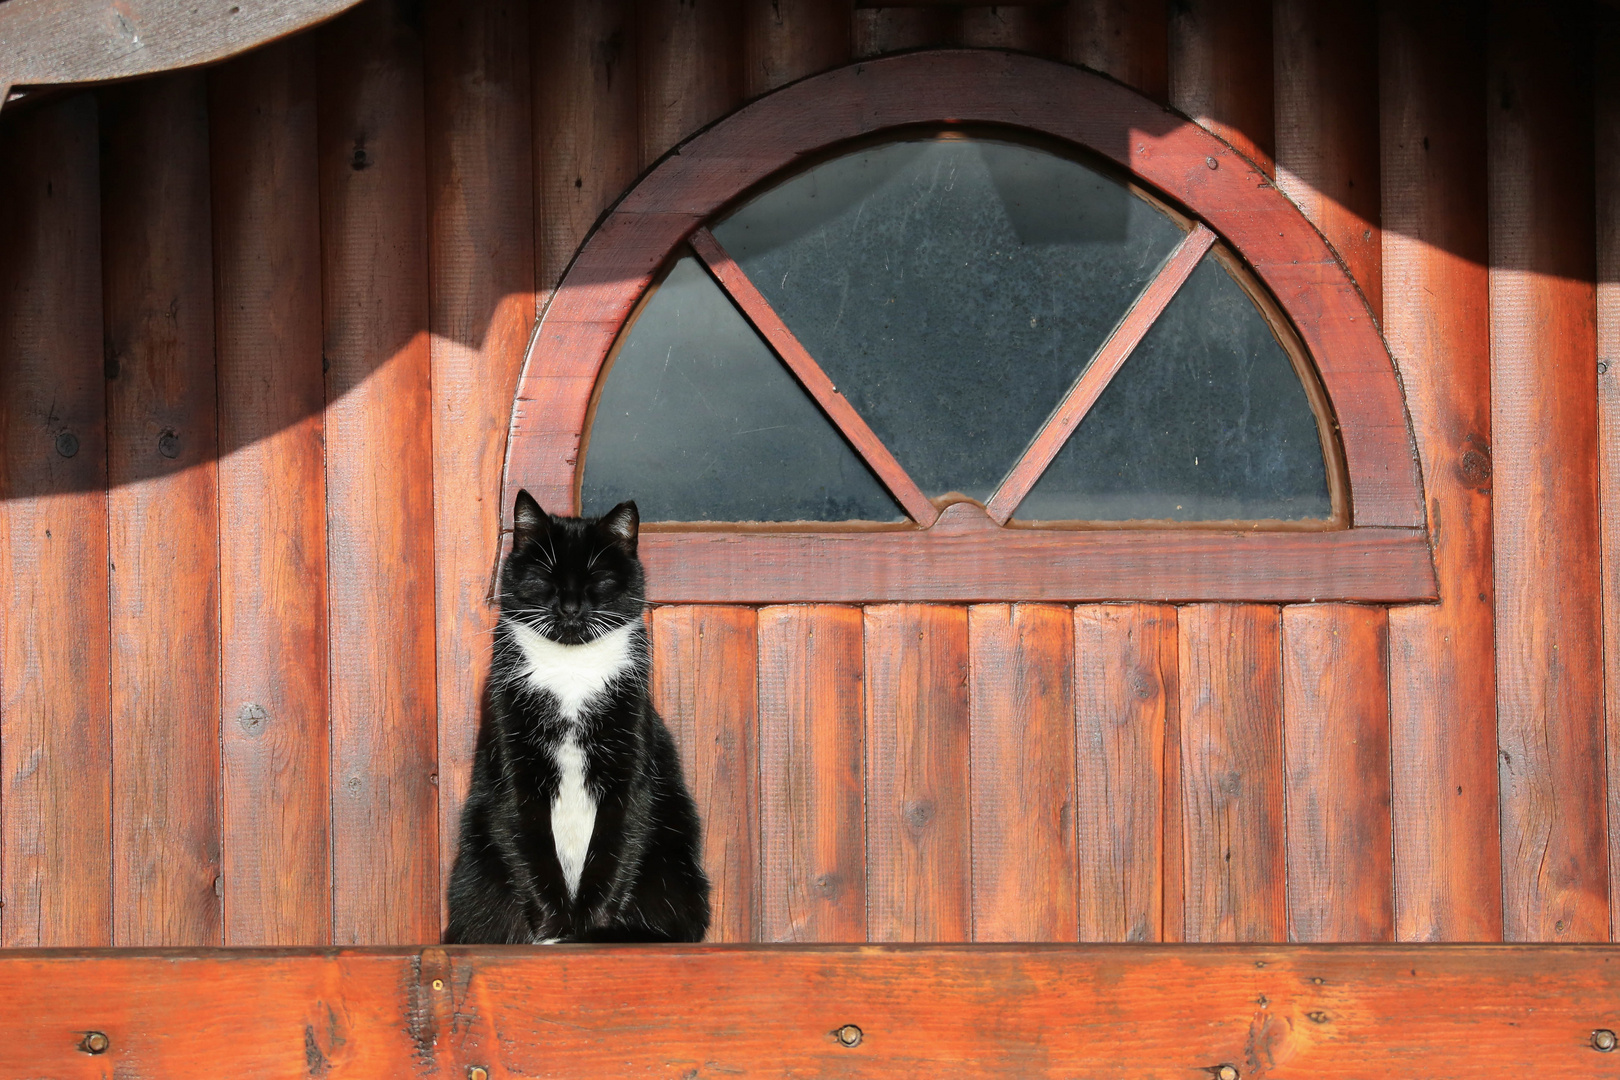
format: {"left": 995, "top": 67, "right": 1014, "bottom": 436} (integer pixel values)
{"left": 0, "top": 0, "right": 1611, "bottom": 946}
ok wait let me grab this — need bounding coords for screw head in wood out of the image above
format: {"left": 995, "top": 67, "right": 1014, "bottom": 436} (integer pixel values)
{"left": 432, "top": 979, "right": 444, "bottom": 991}
{"left": 80, "top": 1031, "right": 110, "bottom": 1055}
{"left": 1217, "top": 1066, "right": 1239, "bottom": 1080}
{"left": 55, "top": 432, "right": 78, "bottom": 458}
{"left": 836, "top": 1024, "right": 862, "bottom": 1047}
{"left": 468, "top": 1067, "right": 489, "bottom": 1080}
{"left": 1206, "top": 156, "right": 1219, "bottom": 169}
{"left": 1594, "top": 1029, "right": 1617, "bottom": 1052}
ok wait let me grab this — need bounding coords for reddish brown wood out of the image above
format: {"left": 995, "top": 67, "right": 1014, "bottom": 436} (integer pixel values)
{"left": 634, "top": 513, "right": 1434, "bottom": 604}
{"left": 1175, "top": 604, "right": 1286, "bottom": 942}
{"left": 1380, "top": 0, "right": 1502, "bottom": 943}
{"left": 1272, "top": 0, "right": 1392, "bottom": 948}
{"left": 508, "top": 50, "right": 1426, "bottom": 560}
{"left": 424, "top": 0, "right": 535, "bottom": 936}
{"left": 1487, "top": 0, "right": 1607, "bottom": 942}
{"left": 1168, "top": 0, "right": 1274, "bottom": 176}
{"left": 637, "top": 0, "right": 743, "bottom": 167}
{"left": 1281, "top": 604, "right": 1393, "bottom": 942}
{"left": 1072, "top": 604, "right": 1175, "bottom": 943}
{"left": 958, "top": 6, "right": 1056, "bottom": 55}
{"left": 1060, "top": 0, "right": 1168, "bottom": 100}
{"left": 316, "top": 0, "right": 440, "bottom": 946}
{"left": 0, "top": 0, "right": 362, "bottom": 104}
{"left": 968, "top": 604, "right": 1077, "bottom": 941}
{"left": 744, "top": 0, "right": 853, "bottom": 98}
{"left": 1273, "top": 0, "right": 1381, "bottom": 318}
{"left": 985, "top": 224, "right": 1216, "bottom": 524}
{"left": 651, "top": 606, "right": 761, "bottom": 942}
{"left": 533, "top": 0, "right": 638, "bottom": 294}
{"left": 208, "top": 38, "right": 332, "bottom": 947}
{"left": 852, "top": 7, "right": 954, "bottom": 57}
{"left": 98, "top": 71, "right": 221, "bottom": 948}
{"left": 8, "top": 944, "right": 1620, "bottom": 1078}
{"left": 691, "top": 228, "right": 940, "bottom": 527}
{"left": 0, "top": 92, "right": 112, "bottom": 948}
{"left": 1597, "top": 3, "right": 1620, "bottom": 942}
{"left": 757, "top": 605, "right": 866, "bottom": 942}
{"left": 865, "top": 604, "right": 971, "bottom": 942}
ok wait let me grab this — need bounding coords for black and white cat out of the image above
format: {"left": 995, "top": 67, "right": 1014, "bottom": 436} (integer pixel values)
{"left": 444, "top": 491, "right": 710, "bottom": 944}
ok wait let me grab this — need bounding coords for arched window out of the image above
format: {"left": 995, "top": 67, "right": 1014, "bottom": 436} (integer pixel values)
{"left": 508, "top": 51, "right": 1434, "bottom": 605}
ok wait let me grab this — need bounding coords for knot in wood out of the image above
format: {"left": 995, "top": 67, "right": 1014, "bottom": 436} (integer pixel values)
{"left": 902, "top": 800, "right": 935, "bottom": 831}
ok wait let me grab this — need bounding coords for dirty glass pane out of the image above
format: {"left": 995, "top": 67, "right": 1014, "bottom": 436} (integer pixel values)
{"left": 582, "top": 256, "right": 904, "bottom": 523}
{"left": 710, "top": 134, "right": 1187, "bottom": 503}
{"left": 1016, "top": 253, "right": 1332, "bottom": 522}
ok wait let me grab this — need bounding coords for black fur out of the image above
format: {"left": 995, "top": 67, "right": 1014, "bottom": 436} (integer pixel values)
{"left": 444, "top": 490, "right": 710, "bottom": 944}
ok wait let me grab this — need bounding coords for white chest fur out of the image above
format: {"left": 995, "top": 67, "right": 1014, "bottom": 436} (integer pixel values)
{"left": 507, "top": 620, "right": 637, "bottom": 897}
{"left": 508, "top": 619, "right": 638, "bottom": 721}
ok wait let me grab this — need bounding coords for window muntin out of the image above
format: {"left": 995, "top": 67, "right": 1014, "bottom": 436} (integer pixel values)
{"left": 582, "top": 255, "right": 904, "bottom": 523}
{"left": 581, "top": 128, "right": 1338, "bottom": 527}
{"left": 1018, "top": 249, "right": 1333, "bottom": 523}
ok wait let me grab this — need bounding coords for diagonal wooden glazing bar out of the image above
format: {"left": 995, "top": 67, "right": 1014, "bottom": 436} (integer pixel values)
{"left": 688, "top": 227, "right": 942, "bottom": 528}
{"left": 984, "top": 222, "right": 1218, "bottom": 525}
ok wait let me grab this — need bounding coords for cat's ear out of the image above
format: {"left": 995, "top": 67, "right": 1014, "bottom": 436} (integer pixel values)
{"left": 598, "top": 500, "right": 639, "bottom": 555}
{"left": 512, "top": 489, "right": 549, "bottom": 550}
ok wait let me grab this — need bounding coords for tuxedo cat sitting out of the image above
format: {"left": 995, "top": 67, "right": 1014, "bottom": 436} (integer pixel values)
{"left": 444, "top": 491, "right": 710, "bottom": 944}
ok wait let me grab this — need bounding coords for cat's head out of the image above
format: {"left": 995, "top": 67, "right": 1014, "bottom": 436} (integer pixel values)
{"left": 501, "top": 489, "right": 645, "bottom": 645}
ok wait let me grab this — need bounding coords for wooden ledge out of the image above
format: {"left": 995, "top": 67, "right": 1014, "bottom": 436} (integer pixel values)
{"left": 638, "top": 522, "right": 1439, "bottom": 603}
{"left": 3, "top": 944, "right": 1617, "bottom": 1077}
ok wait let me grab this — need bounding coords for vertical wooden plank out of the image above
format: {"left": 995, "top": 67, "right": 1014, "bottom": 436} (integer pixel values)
{"left": 1597, "top": 3, "right": 1620, "bottom": 943}
{"left": 1175, "top": 604, "right": 1286, "bottom": 943}
{"left": 958, "top": 6, "right": 1057, "bottom": 55}
{"left": 744, "top": 0, "right": 853, "bottom": 99}
{"left": 968, "top": 604, "right": 1076, "bottom": 941}
{"left": 1168, "top": 0, "right": 1274, "bottom": 176}
{"left": 209, "top": 38, "right": 333, "bottom": 947}
{"left": 317, "top": 0, "right": 441, "bottom": 946}
{"left": 0, "top": 93, "right": 112, "bottom": 948}
{"left": 1272, "top": 0, "right": 1391, "bottom": 947}
{"left": 1073, "top": 604, "right": 1175, "bottom": 943}
{"left": 1487, "top": 0, "right": 1607, "bottom": 942}
{"left": 852, "top": 7, "right": 954, "bottom": 59}
{"left": 1380, "top": 0, "right": 1502, "bottom": 943}
{"left": 99, "top": 72, "right": 222, "bottom": 948}
{"left": 637, "top": 0, "right": 744, "bottom": 168}
{"left": 424, "top": 0, "right": 536, "bottom": 938}
{"left": 651, "top": 605, "right": 760, "bottom": 943}
{"left": 757, "top": 605, "right": 865, "bottom": 943}
{"left": 1273, "top": 0, "right": 1381, "bottom": 317}
{"left": 1281, "top": 604, "right": 1393, "bottom": 942}
{"left": 864, "top": 604, "right": 970, "bottom": 943}
{"left": 1160, "top": 609, "right": 1185, "bottom": 943}
{"left": 534, "top": 0, "right": 639, "bottom": 294}
{"left": 1061, "top": 0, "right": 1168, "bottom": 101}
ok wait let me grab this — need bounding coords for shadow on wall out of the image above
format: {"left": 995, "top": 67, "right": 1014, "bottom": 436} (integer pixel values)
{"left": 0, "top": 0, "right": 1609, "bottom": 499}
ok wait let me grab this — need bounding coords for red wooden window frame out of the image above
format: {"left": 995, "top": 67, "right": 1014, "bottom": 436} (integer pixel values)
{"left": 505, "top": 50, "right": 1435, "bottom": 604}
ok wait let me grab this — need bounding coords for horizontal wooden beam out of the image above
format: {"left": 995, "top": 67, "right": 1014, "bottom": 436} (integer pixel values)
{"left": 4, "top": 944, "right": 1619, "bottom": 1077}
{"left": 0, "top": 0, "right": 362, "bottom": 111}
{"left": 635, "top": 504, "right": 1437, "bottom": 603}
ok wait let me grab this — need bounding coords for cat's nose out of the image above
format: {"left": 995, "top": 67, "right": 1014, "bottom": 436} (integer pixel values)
{"left": 559, "top": 598, "right": 582, "bottom": 616}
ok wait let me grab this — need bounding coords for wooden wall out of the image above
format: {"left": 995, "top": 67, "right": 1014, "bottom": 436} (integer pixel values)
{"left": 0, "top": 0, "right": 1613, "bottom": 948}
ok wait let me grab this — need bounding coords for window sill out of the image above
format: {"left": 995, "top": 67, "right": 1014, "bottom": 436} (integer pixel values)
{"left": 638, "top": 502, "right": 1436, "bottom": 604}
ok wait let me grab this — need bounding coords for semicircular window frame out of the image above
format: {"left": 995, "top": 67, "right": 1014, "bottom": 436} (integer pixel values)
{"left": 506, "top": 49, "right": 1435, "bottom": 606}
